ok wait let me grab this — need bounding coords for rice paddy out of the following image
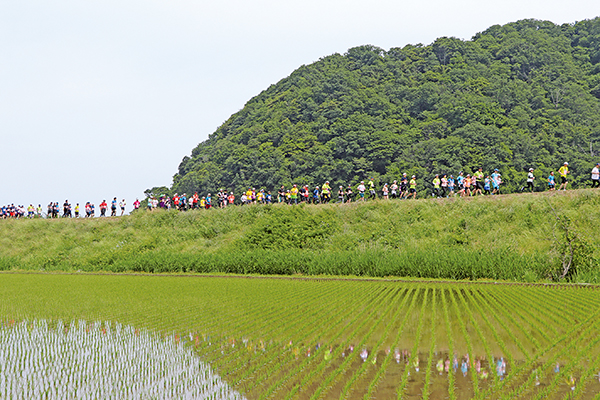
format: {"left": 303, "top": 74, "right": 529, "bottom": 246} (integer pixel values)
{"left": 1, "top": 272, "right": 600, "bottom": 399}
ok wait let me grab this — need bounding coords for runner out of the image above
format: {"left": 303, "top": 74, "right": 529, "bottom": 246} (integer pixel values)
{"left": 390, "top": 180, "right": 398, "bottom": 199}
{"left": 111, "top": 197, "right": 117, "bottom": 217}
{"left": 133, "top": 198, "right": 140, "bottom": 210}
{"left": 457, "top": 173, "right": 465, "bottom": 197}
{"left": 440, "top": 175, "right": 448, "bottom": 198}
{"left": 345, "top": 185, "right": 353, "bottom": 203}
{"left": 525, "top": 168, "right": 535, "bottom": 192}
{"left": 74, "top": 203, "right": 80, "bottom": 218}
{"left": 228, "top": 192, "right": 235, "bottom": 206}
{"left": 337, "top": 186, "right": 345, "bottom": 203}
{"left": 471, "top": 173, "right": 481, "bottom": 196}
{"left": 491, "top": 169, "right": 502, "bottom": 195}
{"left": 432, "top": 175, "right": 440, "bottom": 198}
{"left": 100, "top": 200, "right": 108, "bottom": 217}
{"left": 591, "top": 163, "right": 600, "bottom": 188}
{"left": 448, "top": 175, "right": 455, "bottom": 197}
{"left": 548, "top": 171, "right": 556, "bottom": 191}
{"left": 290, "top": 185, "right": 299, "bottom": 205}
{"left": 474, "top": 167, "right": 484, "bottom": 195}
{"left": 368, "top": 178, "right": 376, "bottom": 200}
{"left": 409, "top": 175, "right": 417, "bottom": 199}
{"left": 484, "top": 176, "right": 491, "bottom": 195}
{"left": 322, "top": 181, "right": 332, "bottom": 203}
{"left": 558, "top": 162, "right": 569, "bottom": 191}
{"left": 278, "top": 185, "right": 286, "bottom": 203}
{"left": 357, "top": 181, "right": 366, "bottom": 201}
{"left": 400, "top": 173, "right": 408, "bottom": 199}
{"left": 120, "top": 199, "right": 126, "bottom": 215}
{"left": 464, "top": 174, "right": 472, "bottom": 197}
{"left": 382, "top": 183, "right": 389, "bottom": 200}
{"left": 312, "top": 186, "right": 320, "bottom": 204}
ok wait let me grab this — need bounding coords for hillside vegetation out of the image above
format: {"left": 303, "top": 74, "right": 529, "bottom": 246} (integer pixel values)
{"left": 2, "top": 190, "right": 600, "bottom": 283}
{"left": 160, "top": 18, "right": 600, "bottom": 199}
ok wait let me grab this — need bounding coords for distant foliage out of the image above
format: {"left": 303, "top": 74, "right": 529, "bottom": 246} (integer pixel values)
{"left": 170, "top": 19, "right": 600, "bottom": 196}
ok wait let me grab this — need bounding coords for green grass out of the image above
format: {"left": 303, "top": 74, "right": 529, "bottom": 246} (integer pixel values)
{"left": 2, "top": 189, "right": 600, "bottom": 282}
{"left": 1, "top": 272, "right": 600, "bottom": 399}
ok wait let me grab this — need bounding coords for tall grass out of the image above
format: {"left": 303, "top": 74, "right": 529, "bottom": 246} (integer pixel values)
{"left": 1, "top": 190, "right": 600, "bottom": 282}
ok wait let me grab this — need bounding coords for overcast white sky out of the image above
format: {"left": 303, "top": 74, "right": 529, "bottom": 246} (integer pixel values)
{"left": 1, "top": 0, "right": 598, "bottom": 210}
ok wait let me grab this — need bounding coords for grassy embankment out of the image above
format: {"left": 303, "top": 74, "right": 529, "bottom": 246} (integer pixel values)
{"left": 1, "top": 189, "right": 600, "bottom": 282}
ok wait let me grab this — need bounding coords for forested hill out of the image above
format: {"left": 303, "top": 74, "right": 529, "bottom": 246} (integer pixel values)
{"left": 163, "top": 18, "right": 600, "bottom": 197}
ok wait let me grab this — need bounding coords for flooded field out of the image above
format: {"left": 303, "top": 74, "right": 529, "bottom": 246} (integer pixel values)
{"left": 1, "top": 273, "right": 600, "bottom": 398}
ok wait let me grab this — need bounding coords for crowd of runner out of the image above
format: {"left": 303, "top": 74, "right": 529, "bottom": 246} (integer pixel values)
{"left": 2, "top": 162, "right": 598, "bottom": 218}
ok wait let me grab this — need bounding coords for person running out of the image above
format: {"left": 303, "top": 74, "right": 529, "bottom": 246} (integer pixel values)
{"left": 474, "top": 167, "right": 484, "bottom": 195}
{"left": 345, "top": 185, "right": 353, "bottom": 203}
{"left": 390, "top": 180, "right": 399, "bottom": 199}
{"left": 337, "top": 186, "right": 345, "bottom": 203}
{"left": 100, "top": 200, "right": 107, "bottom": 217}
{"left": 266, "top": 191, "right": 272, "bottom": 204}
{"left": 302, "top": 185, "right": 310, "bottom": 203}
{"left": 484, "top": 176, "right": 491, "bottom": 195}
{"left": 290, "top": 185, "right": 299, "bottom": 205}
{"left": 409, "top": 175, "right": 417, "bottom": 199}
{"left": 357, "top": 181, "right": 366, "bottom": 201}
{"left": 228, "top": 192, "right": 235, "bottom": 206}
{"left": 400, "top": 173, "right": 408, "bottom": 199}
{"left": 74, "top": 203, "right": 80, "bottom": 218}
{"left": 448, "top": 175, "right": 455, "bottom": 197}
{"left": 464, "top": 174, "right": 472, "bottom": 197}
{"left": 548, "top": 171, "right": 556, "bottom": 191}
{"left": 525, "top": 168, "right": 535, "bottom": 192}
{"left": 133, "top": 198, "right": 140, "bottom": 210}
{"left": 312, "top": 186, "right": 320, "bottom": 204}
{"left": 558, "top": 162, "right": 569, "bottom": 191}
{"left": 457, "top": 172, "right": 465, "bottom": 197}
{"left": 491, "top": 169, "right": 502, "bottom": 195}
{"left": 432, "top": 175, "right": 440, "bottom": 198}
{"left": 471, "top": 173, "right": 481, "bottom": 196}
{"left": 382, "top": 183, "right": 389, "bottom": 199}
{"left": 440, "top": 175, "right": 448, "bottom": 198}
{"left": 205, "top": 194, "right": 212, "bottom": 209}
{"left": 111, "top": 197, "right": 117, "bottom": 216}
{"left": 368, "top": 178, "right": 376, "bottom": 200}
{"left": 591, "top": 163, "right": 600, "bottom": 188}
{"left": 278, "top": 185, "right": 286, "bottom": 203}
{"left": 120, "top": 199, "right": 126, "bottom": 215}
{"left": 322, "top": 181, "right": 332, "bottom": 203}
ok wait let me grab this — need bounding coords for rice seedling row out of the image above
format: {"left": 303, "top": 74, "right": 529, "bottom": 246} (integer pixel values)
{"left": 362, "top": 285, "right": 421, "bottom": 400}
{"left": 455, "top": 289, "right": 497, "bottom": 388}
{"left": 395, "top": 288, "right": 431, "bottom": 399}
{"left": 441, "top": 289, "right": 457, "bottom": 400}
{"left": 448, "top": 289, "right": 481, "bottom": 397}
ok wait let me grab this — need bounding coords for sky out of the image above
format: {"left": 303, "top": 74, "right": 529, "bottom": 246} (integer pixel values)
{"left": 1, "top": 0, "right": 598, "bottom": 211}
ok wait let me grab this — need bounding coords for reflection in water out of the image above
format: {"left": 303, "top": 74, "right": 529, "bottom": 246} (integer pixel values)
{"left": 0, "top": 320, "right": 244, "bottom": 399}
